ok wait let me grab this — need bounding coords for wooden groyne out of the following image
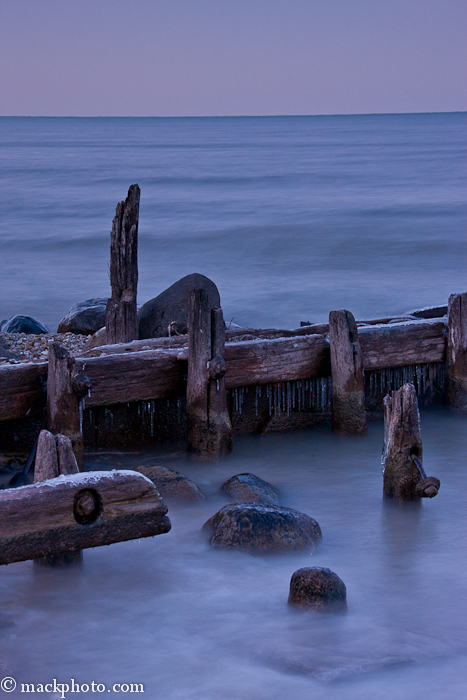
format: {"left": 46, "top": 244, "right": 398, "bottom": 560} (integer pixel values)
{"left": 1, "top": 185, "right": 465, "bottom": 459}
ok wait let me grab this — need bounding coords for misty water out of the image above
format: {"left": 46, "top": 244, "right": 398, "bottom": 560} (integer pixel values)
{"left": 0, "top": 114, "right": 466, "bottom": 698}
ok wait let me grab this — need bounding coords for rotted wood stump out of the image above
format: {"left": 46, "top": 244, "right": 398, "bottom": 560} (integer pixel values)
{"left": 329, "top": 309, "right": 367, "bottom": 434}
{"left": 447, "top": 292, "right": 467, "bottom": 413}
{"left": 34, "top": 429, "right": 82, "bottom": 566}
{"left": 382, "top": 383, "right": 440, "bottom": 500}
{"left": 0, "top": 471, "right": 171, "bottom": 566}
{"left": 47, "top": 343, "right": 91, "bottom": 469}
{"left": 187, "top": 290, "right": 233, "bottom": 458}
{"left": 106, "top": 183, "right": 140, "bottom": 345}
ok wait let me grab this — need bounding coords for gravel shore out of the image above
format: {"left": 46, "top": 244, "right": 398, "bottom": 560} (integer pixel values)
{"left": 0, "top": 332, "right": 89, "bottom": 364}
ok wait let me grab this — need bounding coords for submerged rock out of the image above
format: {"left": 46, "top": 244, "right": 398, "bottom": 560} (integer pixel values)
{"left": 138, "top": 273, "right": 220, "bottom": 339}
{"left": 221, "top": 473, "right": 279, "bottom": 506}
{"left": 1, "top": 315, "right": 48, "bottom": 334}
{"left": 135, "top": 465, "right": 205, "bottom": 503}
{"left": 57, "top": 298, "right": 107, "bottom": 335}
{"left": 288, "top": 567, "right": 347, "bottom": 612}
{"left": 203, "top": 504, "right": 321, "bottom": 553}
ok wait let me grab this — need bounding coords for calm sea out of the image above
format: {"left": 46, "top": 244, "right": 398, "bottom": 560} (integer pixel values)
{"left": 1, "top": 113, "right": 466, "bottom": 330}
{"left": 0, "top": 115, "right": 466, "bottom": 700}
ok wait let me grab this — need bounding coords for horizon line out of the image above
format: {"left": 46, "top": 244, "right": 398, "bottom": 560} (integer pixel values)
{"left": 1, "top": 110, "right": 466, "bottom": 119}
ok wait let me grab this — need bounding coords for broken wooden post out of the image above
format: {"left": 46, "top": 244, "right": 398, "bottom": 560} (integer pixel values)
{"left": 329, "top": 309, "right": 367, "bottom": 434}
{"left": 47, "top": 343, "right": 91, "bottom": 469}
{"left": 382, "top": 383, "right": 440, "bottom": 500}
{"left": 34, "top": 430, "right": 82, "bottom": 566}
{"left": 106, "top": 183, "right": 140, "bottom": 345}
{"left": 0, "top": 471, "right": 171, "bottom": 566}
{"left": 447, "top": 292, "right": 467, "bottom": 412}
{"left": 187, "top": 291, "right": 233, "bottom": 458}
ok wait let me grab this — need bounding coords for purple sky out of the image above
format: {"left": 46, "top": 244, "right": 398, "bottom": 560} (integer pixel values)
{"left": 0, "top": 0, "right": 465, "bottom": 116}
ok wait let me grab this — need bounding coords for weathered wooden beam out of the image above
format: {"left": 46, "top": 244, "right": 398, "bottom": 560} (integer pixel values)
{"left": 186, "top": 289, "right": 211, "bottom": 456}
{"left": 0, "top": 361, "right": 47, "bottom": 421}
{"left": 33, "top": 430, "right": 81, "bottom": 567}
{"left": 359, "top": 320, "right": 446, "bottom": 370}
{"left": 207, "top": 306, "right": 233, "bottom": 456}
{"left": 106, "top": 184, "right": 140, "bottom": 345}
{"left": 34, "top": 429, "right": 59, "bottom": 483}
{"left": 0, "top": 470, "right": 171, "bottom": 566}
{"left": 329, "top": 309, "right": 366, "bottom": 434}
{"left": 47, "top": 343, "right": 91, "bottom": 468}
{"left": 446, "top": 292, "right": 467, "bottom": 412}
{"left": 382, "top": 383, "right": 440, "bottom": 500}
{"left": 0, "top": 319, "right": 448, "bottom": 421}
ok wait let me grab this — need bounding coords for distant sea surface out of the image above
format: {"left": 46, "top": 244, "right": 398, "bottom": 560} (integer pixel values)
{"left": 1, "top": 113, "right": 466, "bottom": 331}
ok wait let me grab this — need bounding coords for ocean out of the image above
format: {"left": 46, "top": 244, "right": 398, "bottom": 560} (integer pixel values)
{"left": 1, "top": 113, "right": 466, "bottom": 330}
{"left": 0, "top": 114, "right": 466, "bottom": 699}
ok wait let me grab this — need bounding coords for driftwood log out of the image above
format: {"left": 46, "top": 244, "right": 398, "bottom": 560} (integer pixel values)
{"left": 382, "top": 383, "right": 440, "bottom": 500}
{"left": 105, "top": 184, "right": 140, "bottom": 345}
{"left": 447, "top": 292, "right": 467, "bottom": 412}
{"left": 329, "top": 309, "right": 366, "bottom": 434}
{"left": 186, "top": 291, "right": 232, "bottom": 457}
{"left": 0, "top": 471, "right": 171, "bottom": 566}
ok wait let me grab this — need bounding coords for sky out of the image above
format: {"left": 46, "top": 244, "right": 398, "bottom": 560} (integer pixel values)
{"left": 0, "top": 0, "right": 466, "bottom": 117}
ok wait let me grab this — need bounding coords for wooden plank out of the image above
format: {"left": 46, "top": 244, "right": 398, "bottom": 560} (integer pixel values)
{"left": 359, "top": 320, "right": 446, "bottom": 370}
{"left": 0, "top": 470, "right": 171, "bottom": 565}
{"left": 0, "top": 319, "right": 447, "bottom": 418}
{"left": 0, "top": 361, "right": 47, "bottom": 421}
{"left": 207, "top": 306, "right": 233, "bottom": 456}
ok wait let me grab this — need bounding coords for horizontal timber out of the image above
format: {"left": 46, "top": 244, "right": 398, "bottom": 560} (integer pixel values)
{"left": 0, "top": 319, "right": 446, "bottom": 418}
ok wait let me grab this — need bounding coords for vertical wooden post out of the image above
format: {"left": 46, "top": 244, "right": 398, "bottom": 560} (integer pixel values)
{"left": 187, "top": 292, "right": 233, "bottom": 458}
{"left": 329, "top": 309, "right": 367, "bottom": 434}
{"left": 447, "top": 292, "right": 467, "bottom": 412}
{"left": 106, "top": 183, "right": 140, "bottom": 345}
{"left": 208, "top": 307, "right": 233, "bottom": 456}
{"left": 34, "top": 430, "right": 82, "bottom": 567}
{"left": 47, "top": 343, "right": 90, "bottom": 470}
{"left": 382, "top": 383, "right": 439, "bottom": 500}
{"left": 187, "top": 289, "right": 211, "bottom": 456}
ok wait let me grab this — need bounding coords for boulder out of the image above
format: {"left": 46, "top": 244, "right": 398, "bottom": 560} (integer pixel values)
{"left": 202, "top": 504, "right": 321, "bottom": 553}
{"left": 135, "top": 465, "right": 205, "bottom": 503}
{"left": 57, "top": 298, "right": 107, "bottom": 335}
{"left": 0, "top": 347, "right": 20, "bottom": 361}
{"left": 222, "top": 473, "right": 279, "bottom": 506}
{"left": 1, "top": 315, "right": 48, "bottom": 334}
{"left": 138, "top": 273, "right": 220, "bottom": 339}
{"left": 288, "top": 567, "right": 347, "bottom": 612}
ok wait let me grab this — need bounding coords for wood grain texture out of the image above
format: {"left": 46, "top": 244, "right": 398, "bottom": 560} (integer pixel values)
{"left": 0, "top": 361, "right": 47, "bottom": 421}
{"left": 0, "top": 470, "right": 171, "bottom": 565}
{"left": 447, "top": 292, "right": 467, "bottom": 411}
{"left": 329, "top": 310, "right": 366, "bottom": 434}
{"left": 106, "top": 184, "right": 140, "bottom": 344}
{"left": 0, "top": 319, "right": 447, "bottom": 419}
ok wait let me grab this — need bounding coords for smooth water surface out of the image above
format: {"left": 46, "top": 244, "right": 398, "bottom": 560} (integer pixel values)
{"left": 1, "top": 114, "right": 466, "bottom": 330}
{"left": 0, "top": 414, "right": 466, "bottom": 699}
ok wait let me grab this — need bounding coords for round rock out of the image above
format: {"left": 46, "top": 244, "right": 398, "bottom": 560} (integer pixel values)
{"left": 202, "top": 504, "right": 322, "bottom": 553}
{"left": 222, "top": 473, "right": 279, "bottom": 506}
{"left": 138, "top": 273, "right": 220, "bottom": 339}
{"left": 135, "top": 465, "right": 205, "bottom": 503}
{"left": 288, "top": 567, "right": 347, "bottom": 612}
{"left": 1, "top": 315, "right": 48, "bottom": 334}
{"left": 57, "top": 298, "right": 107, "bottom": 335}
